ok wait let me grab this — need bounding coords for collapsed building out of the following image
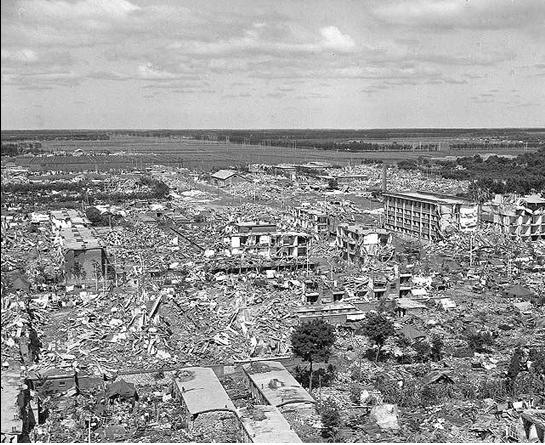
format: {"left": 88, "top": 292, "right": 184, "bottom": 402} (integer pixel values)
{"left": 271, "top": 164, "right": 297, "bottom": 180}
{"left": 48, "top": 209, "right": 108, "bottom": 283}
{"left": 210, "top": 169, "right": 248, "bottom": 187}
{"left": 239, "top": 405, "right": 302, "bottom": 443}
{"left": 383, "top": 191, "right": 478, "bottom": 240}
{"left": 50, "top": 209, "right": 91, "bottom": 231}
{"left": 242, "top": 361, "right": 316, "bottom": 412}
{"left": 224, "top": 222, "right": 310, "bottom": 259}
{"left": 56, "top": 226, "right": 106, "bottom": 282}
{"left": 290, "top": 207, "right": 330, "bottom": 235}
{"left": 173, "top": 367, "right": 238, "bottom": 433}
{"left": 487, "top": 194, "right": 545, "bottom": 241}
{"left": 336, "top": 223, "right": 393, "bottom": 262}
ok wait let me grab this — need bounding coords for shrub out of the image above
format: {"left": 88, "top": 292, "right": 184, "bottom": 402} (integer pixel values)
{"left": 466, "top": 331, "right": 494, "bottom": 352}
{"left": 294, "top": 364, "right": 336, "bottom": 388}
{"left": 430, "top": 334, "right": 444, "bottom": 361}
{"left": 349, "top": 383, "right": 362, "bottom": 405}
{"left": 413, "top": 341, "right": 432, "bottom": 362}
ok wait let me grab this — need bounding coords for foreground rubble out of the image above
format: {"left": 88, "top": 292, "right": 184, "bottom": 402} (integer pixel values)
{"left": 1, "top": 164, "right": 544, "bottom": 443}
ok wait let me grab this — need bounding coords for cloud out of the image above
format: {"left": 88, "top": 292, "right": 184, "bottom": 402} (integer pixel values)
{"left": 1, "top": 48, "right": 38, "bottom": 63}
{"left": 169, "top": 24, "right": 357, "bottom": 57}
{"left": 320, "top": 26, "right": 355, "bottom": 52}
{"left": 18, "top": 0, "right": 140, "bottom": 21}
{"left": 1, "top": 0, "right": 150, "bottom": 48}
{"left": 371, "top": 0, "right": 545, "bottom": 31}
{"left": 137, "top": 63, "right": 177, "bottom": 80}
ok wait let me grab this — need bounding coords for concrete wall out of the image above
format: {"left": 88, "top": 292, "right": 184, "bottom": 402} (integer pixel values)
{"left": 64, "top": 248, "right": 105, "bottom": 282}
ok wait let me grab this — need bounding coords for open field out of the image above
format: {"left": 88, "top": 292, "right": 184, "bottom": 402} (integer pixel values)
{"left": 10, "top": 136, "right": 539, "bottom": 172}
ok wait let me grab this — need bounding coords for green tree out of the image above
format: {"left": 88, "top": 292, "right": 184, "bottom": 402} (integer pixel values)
{"left": 359, "top": 312, "right": 394, "bottom": 362}
{"left": 319, "top": 398, "right": 342, "bottom": 440}
{"left": 291, "top": 319, "right": 336, "bottom": 393}
{"left": 430, "top": 334, "right": 444, "bottom": 361}
{"left": 529, "top": 347, "right": 545, "bottom": 377}
{"left": 85, "top": 206, "right": 103, "bottom": 225}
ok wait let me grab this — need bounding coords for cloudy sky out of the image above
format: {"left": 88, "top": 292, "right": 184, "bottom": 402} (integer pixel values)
{"left": 1, "top": 0, "right": 544, "bottom": 129}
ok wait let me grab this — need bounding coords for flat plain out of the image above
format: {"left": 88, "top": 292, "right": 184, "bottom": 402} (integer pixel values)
{"left": 12, "top": 135, "right": 538, "bottom": 172}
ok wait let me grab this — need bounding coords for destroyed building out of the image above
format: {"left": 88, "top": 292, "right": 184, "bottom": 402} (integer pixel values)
{"left": 224, "top": 227, "right": 310, "bottom": 259}
{"left": 487, "top": 194, "right": 545, "bottom": 241}
{"left": 239, "top": 405, "right": 302, "bottom": 443}
{"left": 50, "top": 209, "right": 91, "bottom": 231}
{"left": 242, "top": 361, "right": 316, "bottom": 409}
{"left": 1, "top": 370, "right": 28, "bottom": 443}
{"left": 291, "top": 207, "right": 330, "bottom": 235}
{"left": 271, "top": 164, "right": 297, "bottom": 180}
{"left": 173, "top": 367, "right": 237, "bottom": 432}
{"left": 210, "top": 169, "right": 248, "bottom": 187}
{"left": 383, "top": 191, "right": 479, "bottom": 240}
{"left": 56, "top": 226, "right": 106, "bottom": 282}
{"left": 336, "top": 223, "right": 392, "bottom": 262}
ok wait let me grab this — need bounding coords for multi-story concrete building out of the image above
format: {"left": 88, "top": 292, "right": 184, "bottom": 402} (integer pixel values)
{"left": 57, "top": 226, "right": 106, "bottom": 283}
{"left": 291, "top": 207, "right": 329, "bottom": 235}
{"left": 383, "top": 191, "right": 478, "bottom": 240}
{"left": 488, "top": 195, "right": 545, "bottom": 241}
{"left": 336, "top": 223, "right": 392, "bottom": 262}
{"left": 50, "top": 209, "right": 91, "bottom": 232}
{"left": 224, "top": 231, "right": 310, "bottom": 259}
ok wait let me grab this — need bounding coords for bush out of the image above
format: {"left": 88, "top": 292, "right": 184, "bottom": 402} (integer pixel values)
{"left": 529, "top": 347, "right": 545, "bottom": 376}
{"left": 430, "top": 334, "right": 444, "bottom": 361}
{"left": 349, "top": 383, "right": 362, "bottom": 404}
{"left": 374, "top": 376, "right": 402, "bottom": 405}
{"left": 413, "top": 341, "right": 432, "bottom": 362}
{"left": 467, "top": 331, "right": 494, "bottom": 352}
{"left": 420, "top": 385, "right": 439, "bottom": 405}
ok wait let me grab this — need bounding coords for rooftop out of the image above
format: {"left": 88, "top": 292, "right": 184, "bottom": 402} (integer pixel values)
{"left": 174, "top": 367, "right": 236, "bottom": 416}
{"left": 1, "top": 370, "right": 23, "bottom": 436}
{"left": 239, "top": 405, "right": 302, "bottom": 443}
{"left": 242, "top": 361, "right": 315, "bottom": 407}
{"left": 211, "top": 169, "right": 239, "bottom": 180}
{"left": 235, "top": 221, "right": 277, "bottom": 228}
{"left": 384, "top": 191, "right": 473, "bottom": 206}
{"left": 50, "top": 209, "right": 91, "bottom": 224}
{"left": 274, "top": 164, "right": 297, "bottom": 169}
{"left": 337, "top": 223, "right": 389, "bottom": 236}
{"left": 522, "top": 195, "right": 545, "bottom": 205}
{"left": 396, "top": 298, "right": 428, "bottom": 310}
{"left": 59, "top": 226, "right": 103, "bottom": 250}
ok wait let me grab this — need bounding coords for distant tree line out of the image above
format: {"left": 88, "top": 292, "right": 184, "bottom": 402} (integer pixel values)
{"left": 397, "top": 147, "right": 545, "bottom": 198}
{"left": 1, "top": 142, "right": 44, "bottom": 156}
{"left": 1, "top": 132, "right": 109, "bottom": 142}
{"left": 451, "top": 141, "right": 544, "bottom": 149}
{"left": 1, "top": 176, "right": 170, "bottom": 204}
{"left": 324, "top": 141, "right": 439, "bottom": 152}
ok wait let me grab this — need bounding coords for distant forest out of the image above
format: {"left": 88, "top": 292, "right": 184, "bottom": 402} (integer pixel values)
{"left": 399, "top": 147, "right": 545, "bottom": 198}
{"left": 2, "top": 128, "right": 544, "bottom": 145}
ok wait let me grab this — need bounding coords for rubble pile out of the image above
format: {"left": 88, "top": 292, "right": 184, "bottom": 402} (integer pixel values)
{"left": 2, "top": 160, "right": 544, "bottom": 443}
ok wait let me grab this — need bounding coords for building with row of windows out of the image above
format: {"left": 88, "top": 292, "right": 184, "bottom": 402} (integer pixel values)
{"left": 383, "top": 191, "right": 478, "bottom": 240}
{"left": 224, "top": 222, "right": 310, "bottom": 259}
